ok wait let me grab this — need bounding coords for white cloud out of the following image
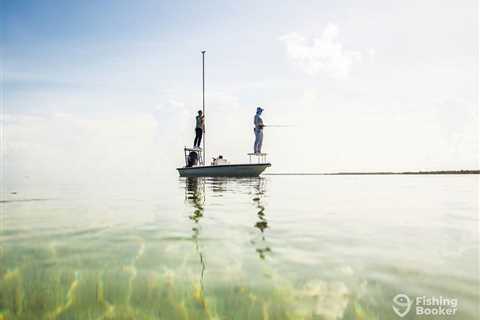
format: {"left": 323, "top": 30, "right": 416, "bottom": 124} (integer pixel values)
{"left": 3, "top": 112, "right": 166, "bottom": 185}
{"left": 280, "top": 23, "right": 364, "bottom": 78}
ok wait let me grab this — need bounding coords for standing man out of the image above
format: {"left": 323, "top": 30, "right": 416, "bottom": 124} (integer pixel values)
{"left": 253, "top": 107, "right": 265, "bottom": 154}
{"left": 193, "top": 110, "right": 204, "bottom": 148}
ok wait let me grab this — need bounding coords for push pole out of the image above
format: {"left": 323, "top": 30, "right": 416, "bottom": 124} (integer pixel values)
{"left": 202, "top": 50, "right": 206, "bottom": 165}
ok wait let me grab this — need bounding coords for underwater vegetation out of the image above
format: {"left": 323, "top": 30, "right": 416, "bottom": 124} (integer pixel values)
{"left": 0, "top": 237, "right": 384, "bottom": 320}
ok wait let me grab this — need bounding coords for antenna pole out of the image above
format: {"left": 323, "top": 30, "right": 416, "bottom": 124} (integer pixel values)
{"left": 202, "top": 50, "right": 206, "bottom": 165}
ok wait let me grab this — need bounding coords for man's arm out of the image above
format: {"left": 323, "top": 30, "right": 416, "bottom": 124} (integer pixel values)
{"left": 259, "top": 118, "right": 265, "bottom": 128}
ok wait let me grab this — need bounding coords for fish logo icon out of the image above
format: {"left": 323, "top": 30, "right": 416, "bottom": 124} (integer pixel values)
{"left": 392, "top": 294, "right": 412, "bottom": 317}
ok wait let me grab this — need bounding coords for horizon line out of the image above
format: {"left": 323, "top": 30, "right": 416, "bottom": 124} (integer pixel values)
{"left": 265, "top": 169, "right": 480, "bottom": 176}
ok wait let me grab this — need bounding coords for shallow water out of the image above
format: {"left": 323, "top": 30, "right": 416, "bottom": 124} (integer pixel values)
{"left": 0, "top": 175, "right": 478, "bottom": 319}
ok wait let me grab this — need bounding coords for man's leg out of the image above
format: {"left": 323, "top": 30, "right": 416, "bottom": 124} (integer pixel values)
{"left": 254, "top": 129, "right": 259, "bottom": 153}
{"left": 197, "top": 129, "right": 203, "bottom": 147}
{"left": 194, "top": 129, "right": 199, "bottom": 147}
{"left": 257, "top": 130, "right": 263, "bottom": 153}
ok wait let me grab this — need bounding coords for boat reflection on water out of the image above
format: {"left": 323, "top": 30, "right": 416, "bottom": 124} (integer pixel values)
{"left": 183, "top": 177, "right": 272, "bottom": 272}
{"left": 251, "top": 178, "right": 271, "bottom": 260}
{"left": 184, "top": 177, "right": 207, "bottom": 292}
{"left": 205, "top": 177, "right": 271, "bottom": 260}
{"left": 206, "top": 177, "right": 228, "bottom": 194}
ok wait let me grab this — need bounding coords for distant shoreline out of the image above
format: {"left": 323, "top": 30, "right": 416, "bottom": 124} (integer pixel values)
{"left": 265, "top": 170, "right": 480, "bottom": 176}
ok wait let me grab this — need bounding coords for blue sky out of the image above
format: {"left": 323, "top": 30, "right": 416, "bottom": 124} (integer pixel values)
{"left": 1, "top": 0, "right": 478, "bottom": 182}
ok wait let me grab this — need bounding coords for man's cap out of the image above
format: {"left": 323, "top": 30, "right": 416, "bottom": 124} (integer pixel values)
{"left": 256, "top": 107, "right": 264, "bottom": 112}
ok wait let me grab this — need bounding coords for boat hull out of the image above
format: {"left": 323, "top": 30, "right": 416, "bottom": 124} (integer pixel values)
{"left": 177, "top": 163, "right": 271, "bottom": 177}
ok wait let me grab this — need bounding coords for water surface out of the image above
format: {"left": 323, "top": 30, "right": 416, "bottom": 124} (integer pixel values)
{"left": 0, "top": 175, "right": 478, "bottom": 319}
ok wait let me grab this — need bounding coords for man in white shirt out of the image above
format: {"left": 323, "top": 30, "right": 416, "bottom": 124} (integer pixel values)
{"left": 253, "top": 107, "right": 265, "bottom": 154}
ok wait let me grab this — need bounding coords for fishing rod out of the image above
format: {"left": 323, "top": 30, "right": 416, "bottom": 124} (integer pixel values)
{"left": 264, "top": 125, "right": 296, "bottom": 127}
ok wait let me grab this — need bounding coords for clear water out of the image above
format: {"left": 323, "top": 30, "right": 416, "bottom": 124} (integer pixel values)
{"left": 0, "top": 175, "right": 478, "bottom": 319}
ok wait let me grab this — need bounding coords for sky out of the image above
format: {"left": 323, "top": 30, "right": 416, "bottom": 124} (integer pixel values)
{"left": 1, "top": 0, "right": 478, "bottom": 184}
